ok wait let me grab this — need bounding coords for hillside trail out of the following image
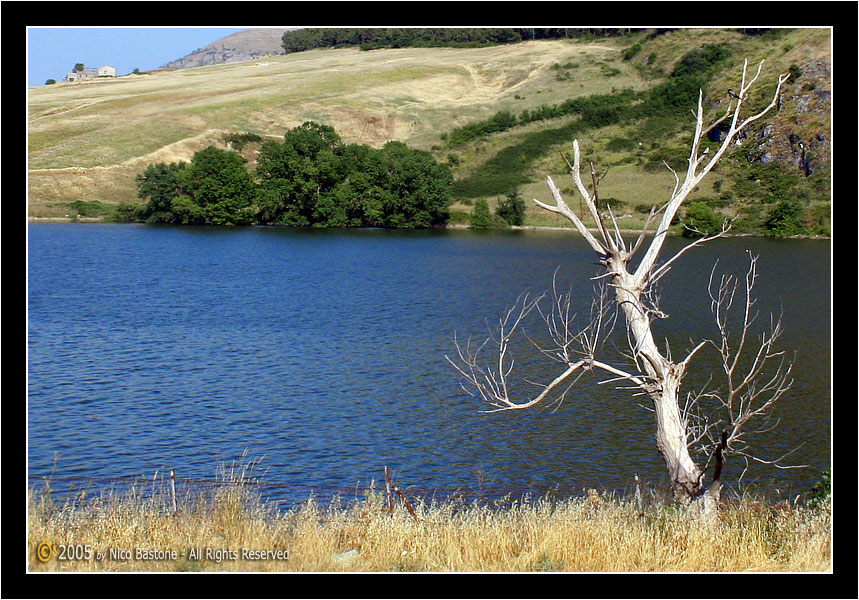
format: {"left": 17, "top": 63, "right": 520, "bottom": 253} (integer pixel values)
{"left": 455, "top": 42, "right": 616, "bottom": 104}
{"left": 28, "top": 129, "right": 233, "bottom": 173}
{"left": 28, "top": 98, "right": 113, "bottom": 124}
{"left": 28, "top": 41, "right": 618, "bottom": 173}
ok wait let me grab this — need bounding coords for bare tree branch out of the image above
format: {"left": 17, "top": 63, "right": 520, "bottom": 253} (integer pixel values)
{"left": 450, "top": 59, "right": 794, "bottom": 509}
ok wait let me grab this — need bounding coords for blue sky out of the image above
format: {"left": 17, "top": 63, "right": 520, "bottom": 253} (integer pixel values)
{"left": 27, "top": 27, "right": 249, "bottom": 87}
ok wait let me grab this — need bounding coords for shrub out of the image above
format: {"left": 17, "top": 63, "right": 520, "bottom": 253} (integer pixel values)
{"left": 807, "top": 468, "right": 831, "bottom": 508}
{"left": 224, "top": 132, "right": 263, "bottom": 151}
{"left": 809, "top": 202, "right": 830, "bottom": 235}
{"left": 681, "top": 202, "right": 722, "bottom": 237}
{"left": 496, "top": 190, "right": 526, "bottom": 226}
{"left": 469, "top": 199, "right": 493, "bottom": 229}
{"left": 671, "top": 43, "right": 732, "bottom": 79}
{"left": 622, "top": 41, "right": 643, "bottom": 61}
{"left": 764, "top": 199, "right": 807, "bottom": 236}
{"left": 113, "top": 202, "right": 143, "bottom": 222}
{"left": 788, "top": 64, "right": 803, "bottom": 81}
{"left": 65, "top": 200, "right": 112, "bottom": 218}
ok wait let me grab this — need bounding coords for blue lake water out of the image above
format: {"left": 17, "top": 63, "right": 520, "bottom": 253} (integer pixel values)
{"left": 27, "top": 224, "right": 831, "bottom": 504}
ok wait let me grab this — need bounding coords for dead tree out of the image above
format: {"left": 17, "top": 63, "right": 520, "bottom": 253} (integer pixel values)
{"left": 447, "top": 60, "right": 796, "bottom": 515}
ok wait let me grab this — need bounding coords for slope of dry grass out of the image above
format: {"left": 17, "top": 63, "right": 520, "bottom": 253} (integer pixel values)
{"left": 27, "top": 29, "right": 830, "bottom": 225}
{"left": 27, "top": 39, "right": 636, "bottom": 214}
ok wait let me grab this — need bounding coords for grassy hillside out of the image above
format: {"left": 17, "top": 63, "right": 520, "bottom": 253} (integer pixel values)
{"left": 27, "top": 29, "right": 831, "bottom": 234}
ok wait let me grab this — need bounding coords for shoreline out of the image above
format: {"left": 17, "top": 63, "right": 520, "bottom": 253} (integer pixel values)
{"left": 26, "top": 217, "right": 832, "bottom": 240}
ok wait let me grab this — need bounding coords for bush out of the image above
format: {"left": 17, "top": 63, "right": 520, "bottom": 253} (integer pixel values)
{"left": 764, "top": 199, "right": 807, "bottom": 236}
{"left": 496, "top": 190, "right": 526, "bottom": 226}
{"left": 223, "top": 132, "right": 263, "bottom": 151}
{"left": 469, "top": 199, "right": 493, "bottom": 229}
{"left": 807, "top": 468, "right": 831, "bottom": 508}
{"left": 681, "top": 202, "right": 722, "bottom": 237}
{"left": 65, "top": 200, "right": 113, "bottom": 218}
{"left": 114, "top": 202, "right": 143, "bottom": 222}
{"left": 621, "top": 41, "right": 643, "bottom": 61}
{"left": 809, "top": 202, "right": 830, "bottom": 236}
{"left": 671, "top": 43, "right": 732, "bottom": 79}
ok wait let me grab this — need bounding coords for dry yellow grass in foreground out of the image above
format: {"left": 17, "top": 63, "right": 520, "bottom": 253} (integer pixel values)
{"left": 28, "top": 473, "right": 831, "bottom": 573}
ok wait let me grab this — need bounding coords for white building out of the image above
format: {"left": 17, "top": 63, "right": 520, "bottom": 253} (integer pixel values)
{"left": 64, "top": 65, "right": 116, "bottom": 82}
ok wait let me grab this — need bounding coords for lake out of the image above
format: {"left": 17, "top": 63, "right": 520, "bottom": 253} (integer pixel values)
{"left": 27, "top": 224, "right": 831, "bottom": 505}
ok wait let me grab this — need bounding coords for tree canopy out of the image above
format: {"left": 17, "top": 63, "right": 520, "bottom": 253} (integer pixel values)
{"left": 134, "top": 122, "right": 452, "bottom": 228}
{"left": 280, "top": 28, "right": 643, "bottom": 55}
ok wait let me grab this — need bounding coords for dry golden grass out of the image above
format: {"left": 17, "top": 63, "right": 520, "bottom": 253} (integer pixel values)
{"left": 27, "top": 38, "right": 640, "bottom": 213}
{"left": 28, "top": 464, "right": 831, "bottom": 573}
{"left": 27, "top": 29, "right": 830, "bottom": 220}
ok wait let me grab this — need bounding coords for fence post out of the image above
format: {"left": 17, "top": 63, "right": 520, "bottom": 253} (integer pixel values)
{"left": 392, "top": 484, "right": 418, "bottom": 521}
{"left": 384, "top": 466, "right": 393, "bottom": 516}
{"left": 170, "top": 469, "right": 178, "bottom": 515}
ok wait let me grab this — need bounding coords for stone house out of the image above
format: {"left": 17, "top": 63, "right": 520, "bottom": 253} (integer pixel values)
{"left": 64, "top": 65, "right": 116, "bottom": 82}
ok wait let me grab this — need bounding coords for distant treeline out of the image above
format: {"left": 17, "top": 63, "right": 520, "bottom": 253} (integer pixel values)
{"left": 126, "top": 122, "right": 452, "bottom": 228}
{"left": 280, "top": 27, "right": 788, "bottom": 55}
{"left": 280, "top": 28, "right": 639, "bottom": 54}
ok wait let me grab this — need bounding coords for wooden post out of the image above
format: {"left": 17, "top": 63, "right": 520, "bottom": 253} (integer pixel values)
{"left": 151, "top": 470, "right": 158, "bottom": 505}
{"left": 169, "top": 469, "right": 177, "bottom": 515}
{"left": 384, "top": 466, "right": 393, "bottom": 516}
{"left": 392, "top": 485, "right": 418, "bottom": 521}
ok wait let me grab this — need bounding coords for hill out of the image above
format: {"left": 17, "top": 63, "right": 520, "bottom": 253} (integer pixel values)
{"left": 27, "top": 28, "right": 831, "bottom": 234}
{"left": 163, "top": 28, "right": 296, "bottom": 70}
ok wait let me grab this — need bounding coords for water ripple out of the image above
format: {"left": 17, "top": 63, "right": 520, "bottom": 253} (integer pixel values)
{"left": 28, "top": 225, "right": 831, "bottom": 500}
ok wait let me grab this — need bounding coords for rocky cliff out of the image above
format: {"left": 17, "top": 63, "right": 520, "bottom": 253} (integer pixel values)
{"left": 749, "top": 57, "right": 831, "bottom": 178}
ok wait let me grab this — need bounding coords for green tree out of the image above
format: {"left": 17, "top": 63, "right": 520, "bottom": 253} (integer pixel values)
{"left": 375, "top": 141, "right": 451, "bottom": 228}
{"left": 135, "top": 147, "right": 256, "bottom": 226}
{"left": 184, "top": 146, "right": 256, "bottom": 225}
{"left": 73, "top": 63, "right": 85, "bottom": 72}
{"left": 135, "top": 161, "right": 190, "bottom": 222}
{"left": 496, "top": 190, "right": 526, "bottom": 226}
{"left": 469, "top": 199, "right": 493, "bottom": 229}
{"left": 256, "top": 123, "right": 451, "bottom": 228}
{"left": 764, "top": 199, "right": 807, "bottom": 237}
{"left": 45, "top": 79, "right": 56, "bottom": 85}
{"left": 114, "top": 202, "right": 142, "bottom": 222}
{"left": 255, "top": 122, "right": 346, "bottom": 225}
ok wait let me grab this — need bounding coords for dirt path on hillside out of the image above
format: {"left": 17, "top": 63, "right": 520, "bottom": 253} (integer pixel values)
{"left": 28, "top": 98, "right": 113, "bottom": 124}
{"left": 27, "top": 129, "right": 231, "bottom": 173}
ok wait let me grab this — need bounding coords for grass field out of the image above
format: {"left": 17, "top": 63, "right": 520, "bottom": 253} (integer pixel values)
{"left": 26, "top": 37, "right": 650, "bottom": 215}
{"left": 27, "top": 460, "right": 832, "bottom": 573}
{"left": 27, "top": 29, "right": 831, "bottom": 232}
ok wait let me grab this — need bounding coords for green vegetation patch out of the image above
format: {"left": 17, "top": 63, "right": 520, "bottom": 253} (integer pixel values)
{"left": 132, "top": 122, "right": 453, "bottom": 229}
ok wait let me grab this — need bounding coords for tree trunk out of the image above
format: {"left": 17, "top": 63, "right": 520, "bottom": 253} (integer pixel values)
{"left": 607, "top": 255, "right": 705, "bottom": 501}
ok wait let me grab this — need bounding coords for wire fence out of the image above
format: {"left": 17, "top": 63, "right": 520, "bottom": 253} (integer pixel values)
{"left": 29, "top": 458, "right": 806, "bottom": 522}
{"left": 28, "top": 467, "right": 675, "bottom": 516}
